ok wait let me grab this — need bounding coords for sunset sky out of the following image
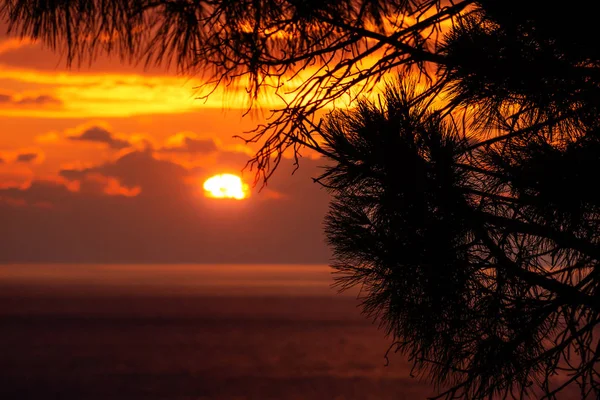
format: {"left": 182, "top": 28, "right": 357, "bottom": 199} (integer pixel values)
{"left": 0, "top": 23, "right": 332, "bottom": 264}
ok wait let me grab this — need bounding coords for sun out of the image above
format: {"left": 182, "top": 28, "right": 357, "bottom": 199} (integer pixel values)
{"left": 203, "top": 174, "right": 249, "bottom": 200}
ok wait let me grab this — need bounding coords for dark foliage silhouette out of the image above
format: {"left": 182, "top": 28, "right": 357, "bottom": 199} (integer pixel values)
{"left": 322, "top": 82, "right": 600, "bottom": 398}
{"left": 2, "top": 0, "right": 599, "bottom": 398}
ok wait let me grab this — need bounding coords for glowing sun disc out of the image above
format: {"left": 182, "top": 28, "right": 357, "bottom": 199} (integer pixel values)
{"left": 203, "top": 174, "right": 249, "bottom": 199}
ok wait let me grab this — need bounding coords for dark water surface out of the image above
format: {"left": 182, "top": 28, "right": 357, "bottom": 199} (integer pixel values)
{"left": 0, "top": 264, "right": 434, "bottom": 399}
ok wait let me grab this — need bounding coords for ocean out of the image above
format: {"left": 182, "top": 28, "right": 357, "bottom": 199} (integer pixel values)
{"left": 0, "top": 264, "right": 434, "bottom": 399}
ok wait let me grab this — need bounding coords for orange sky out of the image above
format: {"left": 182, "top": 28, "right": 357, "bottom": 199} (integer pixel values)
{"left": 0, "top": 24, "right": 332, "bottom": 263}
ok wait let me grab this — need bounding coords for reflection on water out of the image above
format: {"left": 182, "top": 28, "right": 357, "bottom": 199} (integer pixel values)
{"left": 0, "top": 264, "right": 340, "bottom": 296}
{"left": 0, "top": 264, "right": 434, "bottom": 399}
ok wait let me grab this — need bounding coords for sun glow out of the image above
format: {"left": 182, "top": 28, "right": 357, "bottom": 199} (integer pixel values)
{"left": 203, "top": 174, "right": 249, "bottom": 200}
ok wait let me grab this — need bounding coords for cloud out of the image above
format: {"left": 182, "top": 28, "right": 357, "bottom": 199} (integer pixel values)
{"left": 0, "top": 65, "right": 209, "bottom": 118}
{"left": 0, "top": 37, "right": 35, "bottom": 55}
{"left": 0, "top": 92, "right": 61, "bottom": 106}
{"left": 1, "top": 151, "right": 332, "bottom": 264}
{"left": 68, "top": 126, "right": 130, "bottom": 149}
{"left": 0, "top": 161, "right": 34, "bottom": 188}
{"left": 162, "top": 136, "right": 218, "bottom": 154}
{"left": 0, "top": 179, "right": 72, "bottom": 208}
{"left": 16, "top": 95, "right": 61, "bottom": 105}
{"left": 0, "top": 149, "right": 44, "bottom": 165}
{"left": 60, "top": 149, "right": 189, "bottom": 197}
{"left": 15, "top": 152, "right": 38, "bottom": 163}
{"left": 78, "top": 173, "right": 141, "bottom": 197}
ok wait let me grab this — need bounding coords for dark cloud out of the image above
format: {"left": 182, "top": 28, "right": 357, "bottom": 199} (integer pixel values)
{"left": 1, "top": 179, "right": 71, "bottom": 204}
{"left": 15, "top": 153, "right": 38, "bottom": 163}
{"left": 0, "top": 29, "right": 167, "bottom": 74}
{"left": 60, "top": 149, "right": 188, "bottom": 195}
{"left": 1, "top": 150, "right": 331, "bottom": 264}
{"left": 0, "top": 92, "right": 61, "bottom": 106}
{"left": 68, "top": 126, "right": 130, "bottom": 149}
{"left": 17, "top": 95, "right": 61, "bottom": 105}
{"left": 162, "top": 137, "right": 218, "bottom": 154}
{"left": 58, "top": 169, "right": 83, "bottom": 181}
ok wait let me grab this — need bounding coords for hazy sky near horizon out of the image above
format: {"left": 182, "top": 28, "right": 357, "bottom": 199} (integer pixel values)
{"left": 0, "top": 23, "right": 332, "bottom": 264}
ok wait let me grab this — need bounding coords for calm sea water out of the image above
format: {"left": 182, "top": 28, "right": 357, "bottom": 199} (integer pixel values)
{"left": 0, "top": 264, "right": 434, "bottom": 399}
